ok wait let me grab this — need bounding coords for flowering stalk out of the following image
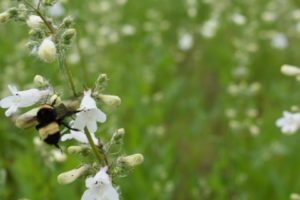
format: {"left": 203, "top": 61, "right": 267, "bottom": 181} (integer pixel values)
{"left": 24, "top": 0, "right": 77, "bottom": 97}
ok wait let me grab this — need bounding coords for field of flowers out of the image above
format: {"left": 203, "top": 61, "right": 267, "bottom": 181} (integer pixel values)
{"left": 1, "top": 0, "right": 300, "bottom": 199}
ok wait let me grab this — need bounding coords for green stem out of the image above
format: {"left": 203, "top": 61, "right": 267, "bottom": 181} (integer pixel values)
{"left": 84, "top": 128, "right": 109, "bottom": 167}
{"left": 59, "top": 55, "right": 77, "bottom": 97}
{"left": 23, "top": 0, "right": 56, "bottom": 34}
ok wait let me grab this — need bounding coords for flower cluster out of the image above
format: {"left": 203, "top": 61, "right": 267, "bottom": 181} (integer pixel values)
{"left": 276, "top": 64, "right": 300, "bottom": 135}
{"left": 0, "top": 1, "right": 143, "bottom": 199}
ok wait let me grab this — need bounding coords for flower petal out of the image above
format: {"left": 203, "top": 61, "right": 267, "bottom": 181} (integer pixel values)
{"left": 0, "top": 96, "right": 18, "bottom": 108}
{"left": 5, "top": 105, "right": 18, "bottom": 117}
{"left": 95, "top": 109, "right": 106, "bottom": 123}
{"left": 86, "top": 120, "right": 97, "bottom": 134}
{"left": 73, "top": 114, "right": 86, "bottom": 131}
{"left": 8, "top": 85, "right": 18, "bottom": 95}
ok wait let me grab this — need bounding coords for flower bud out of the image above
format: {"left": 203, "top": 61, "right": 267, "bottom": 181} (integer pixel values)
{"left": 50, "top": 94, "right": 61, "bottom": 106}
{"left": 29, "top": 29, "right": 44, "bottom": 39}
{"left": 67, "top": 145, "right": 90, "bottom": 154}
{"left": 281, "top": 64, "right": 300, "bottom": 76}
{"left": 94, "top": 74, "right": 108, "bottom": 93}
{"left": 62, "top": 28, "right": 76, "bottom": 44}
{"left": 50, "top": 150, "right": 67, "bottom": 163}
{"left": 15, "top": 108, "right": 39, "bottom": 128}
{"left": 26, "top": 15, "right": 43, "bottom": 28}
{"left": 61, "top": 16, "right": 74, "bottom": 28}
{"left": 34, "top": 75, "right": 46, "bottom": 87}
{"left": 0, "top": 12, "right": 10, "bottom": 23}
{"left": 26, "top": 41, "right": 38, "bottom": 53}
{"left": 111, "top": 128, "right": 125, "bottom": 143}
{"left": 38, "top": 37, "right": 57, "bottom": 63}
{"left": 57, "top": 165, "right": 90, "bottom": 185}
{"left": 96, "top": 94, "right": 121, "bottom": 107}
{"left": 291, "top": 193, "right": 300, "bottom": 200}
{"left": 117, "top": 154, "right": 144, "bottom": 168}
{"left": 7, "top": 7, "right": 18, "bottom": 19}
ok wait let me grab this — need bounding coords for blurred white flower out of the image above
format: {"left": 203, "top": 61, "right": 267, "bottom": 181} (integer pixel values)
{"left": 271, "top": 33, "right": 288, "bottom": 49}
{"left": 38, "top": 37, "right": 57, "bottom": 63}
{"left": 81, "top": 167, "right": 119, "bottom": 200}
{"left": 0, "top": 85, "right": 50, "bottom": 117}
{"left": 121, "top": 24, "right": 136, "bottom": 36}
{"left": 73, "top": 90, "right": 106, "bottom": 133}
{"left": 281, "top": 64, "right": 300, "bottom": 76}
{"left": 231, "top": 13, "right": 246, "bottom": 25}
{"left": 200, "top": 17, "right": 219, "bottom": 39}
{"left": 48, "top": 2, "right": 65, "bottom": 17}
{"left": 61, "top": 128, "right": 98, "bottom": 144}
{"left": 276, "top": 111, "right": 300, "bottom": 134}
{"left": 26, "top": 15, "right": 43, "bottom": 28}
{"left": 178, "top": 32, "right": 193, "bottom": 51}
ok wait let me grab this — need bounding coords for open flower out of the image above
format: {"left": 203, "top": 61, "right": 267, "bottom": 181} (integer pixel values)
{"left": 73, "top": 90, "right": 106, "bottom": 133}
{"left": 276, "top": 111, "right": 300, "bottom": 134}
{"left": 61, "top": 128, "right": 99, "bottom": 144}
{"left": 0, "top": 85, "right": 50, "bottom": 117}
{"left": 81, "top": 167, "right": 119, "bottom": 200}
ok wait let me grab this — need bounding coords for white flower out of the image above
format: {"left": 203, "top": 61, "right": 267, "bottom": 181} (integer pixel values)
{"left": 61, "top": 129, "right": 99, "bottom": 144}
{"left": 81, "top": 167, "right": 119, "bottom": 200}
{"left": 276, "top": 111, "right": 300, "bottom": 134}
{"left": 281, "top": 64, "right": 300, "bottom": 76}
{"left": 0, "top": 85, "right": 50, "bottom": 117}
{"left": 178, "top": 32, "right": 193, "bottom": 51}
{"left": 271, "top": 33, "right": 288, "bottom": 49}
{"left": 73, "top": 90, "right": 106, "bottom": 133}
{"left": 47, "top": 2, "right": 65, "bottom": 18}
{"left": 38, "top": 37, "right": 57, "bottom": 63}
{"left": 26, "top": 15, "right": 43, "bottom": 28}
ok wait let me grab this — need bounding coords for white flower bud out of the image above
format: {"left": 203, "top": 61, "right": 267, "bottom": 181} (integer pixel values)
{"left": 0, "top": 12, "right": 10, "bottom": 23}
{"left": 50, "top": 150, "right": 67, "bottom": 162}
{"left": 57, "top": 165, "right": 90, "bottom": 185}
{"left": 97, "top": 94, "right": 121, "bottom": 107}
{"left": 38, "top": 37, "right": 57, "bottom": 63}
{"left": 281, "top": 64, "right": 300, "bottom": 76}
{"left": 15, "top": 107, "right": 39, "bottom": 128}
{"left": 291, "top": 193, "right": 300, "bottom": 200}
{"left": 67, "top": 145, "right": 90, "bottom": 154}
{"left": 117, "top": 153, "right": 144, "bottom": 168}
{"left": 50, "top": 94, "right": 61, "bottom": 106}
{"left": 34, "top": 75, "right": 46, "bottom": 87}
{"left": 26, "top": 15, "right": 43, "bottom": 28}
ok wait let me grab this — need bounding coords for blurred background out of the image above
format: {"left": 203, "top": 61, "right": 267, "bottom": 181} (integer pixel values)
{"left": 1, "top": 0, "right": 300, "bottom": 199}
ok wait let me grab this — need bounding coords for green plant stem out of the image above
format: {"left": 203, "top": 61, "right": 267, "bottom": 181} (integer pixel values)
{"left": 23, "top": 0, "right": 56, "bottom": 34}
{"left": 59, "top": 56, "right": 77, "bottom": 97}
{"left": 84, "top": 128, "right": 109, "bottom": 167}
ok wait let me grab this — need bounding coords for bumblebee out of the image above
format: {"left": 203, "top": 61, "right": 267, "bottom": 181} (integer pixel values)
{"left": 15, "top": 100, "right": 80, "bottom": 148}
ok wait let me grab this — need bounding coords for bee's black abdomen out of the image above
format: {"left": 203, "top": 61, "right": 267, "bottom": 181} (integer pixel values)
{"left": 44, "top": 132, "right": 60, "bottom": 146}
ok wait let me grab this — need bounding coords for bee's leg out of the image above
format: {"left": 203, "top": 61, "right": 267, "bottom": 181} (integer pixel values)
{"left": 61, "top": 121, "right": 80, "bottom": 131}
{"left": 55, "top": 143, "right": 63, "bottom": 153}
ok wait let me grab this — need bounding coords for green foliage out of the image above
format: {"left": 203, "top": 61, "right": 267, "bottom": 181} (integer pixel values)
{"left": 1, "top": 0, "right": 300, "bottom": 199}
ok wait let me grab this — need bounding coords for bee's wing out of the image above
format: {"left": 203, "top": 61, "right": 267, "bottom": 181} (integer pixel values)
{"left": 14, "top": 108, "right": 39, "bottom": 129}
